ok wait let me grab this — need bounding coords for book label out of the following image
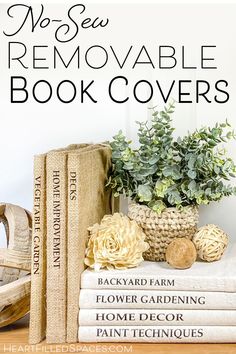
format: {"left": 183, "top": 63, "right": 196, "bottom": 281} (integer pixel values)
{"left": 80, "top": 289, "right": 236, "bottom": 310}
{"left": 79, "top": 308, "right": 236, "bottom": 326}
{"left": 79, "top": 326, "right": 236, "bottom": 343}
{"left": 97, "top": 277, "right": 175, "bottom": 287}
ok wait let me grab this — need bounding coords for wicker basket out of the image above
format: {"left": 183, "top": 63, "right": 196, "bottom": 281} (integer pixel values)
{"left": 128, "top": 203, "right": 199, "bottom": 261}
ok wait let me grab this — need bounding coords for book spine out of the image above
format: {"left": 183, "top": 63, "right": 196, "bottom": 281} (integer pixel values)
{"left": 66, "top": 146, "right": 97, "bottom": 343}
{"left": 67, "top": 146, "right": 113, "bottom": 342}
{"left": 29, "top": 154, "right": 47, "bottom": 344}
{"left": 46, "top": 152, "right": 67, "bottom": 343}
{"left": 66, "top": 153, "right": 80, "bottom": 343}
{"left": 79, "top": 309, "right": 236, "bottom": 326}
{"left": 81, "top": 273, "right": 236, "bottom": 292}
{"left": 78, "top": 326, "right": 236, "bottom": 343}
{"left": 79, "top": 289, "right": 236, "bottom": 310}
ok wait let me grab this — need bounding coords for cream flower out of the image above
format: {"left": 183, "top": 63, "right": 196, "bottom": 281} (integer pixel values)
{"left": 85, "top": 213, "right": 149, "bottom": 271}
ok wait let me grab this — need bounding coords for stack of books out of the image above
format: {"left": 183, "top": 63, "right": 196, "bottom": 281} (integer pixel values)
{"left": 29, "top": 144, "right": 117, "bottom": 344}
{"left": 79, "top": 243, "right": 236, "bottom": 343}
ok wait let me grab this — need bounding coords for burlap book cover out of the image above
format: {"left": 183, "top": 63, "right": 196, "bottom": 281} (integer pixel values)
{"left": 30, "top": 145, "right": 94, "bottom": 344}
{"left": 46, "top": 145, "right": 90, "bottom": 344}
{"left": 30, "top": 144, "right": 115, "bottom": 344}
{"left": 67, "top": 145, "right": 114, "bottom": 343}
{"left": 46, "top": 151, "right": 67, "bottom": 344}
{"left": 29, "top": 154, "right": 47, "bottom": 344}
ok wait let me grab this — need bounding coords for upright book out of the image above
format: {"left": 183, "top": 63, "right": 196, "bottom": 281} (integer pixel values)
{"left": 29, "top": 145, "right": 89, "bottom": 344}
{"left": 67, "top": 145, "right": 114, "bottom": 343}
{"left": 46, "top": 151, "right": 67, "bottom": 344}
{"left": 29, "top": 144, "right": 116, "bottom": 343}
{"left": 29, "top": 154, "right": 47, "bottom": 344}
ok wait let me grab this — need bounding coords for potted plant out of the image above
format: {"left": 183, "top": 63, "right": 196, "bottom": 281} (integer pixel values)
{"left": 107, "top": 102, "right": 236, "bottom": 261}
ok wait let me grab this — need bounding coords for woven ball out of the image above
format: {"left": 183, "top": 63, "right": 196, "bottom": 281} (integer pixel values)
{"left": 193, "top": 224, "right": 228, "bottom": 262}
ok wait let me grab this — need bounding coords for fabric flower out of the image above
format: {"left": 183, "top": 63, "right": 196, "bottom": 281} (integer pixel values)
{"left": 84, "top": 213, "right": 149, "bottom": 271}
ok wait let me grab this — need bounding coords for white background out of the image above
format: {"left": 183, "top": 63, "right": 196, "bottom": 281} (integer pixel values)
{"left": 0, "top": 2, "right": 236, "bottom": 246}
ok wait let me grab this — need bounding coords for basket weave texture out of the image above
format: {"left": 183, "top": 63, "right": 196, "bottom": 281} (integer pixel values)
{"left": 128, "top": 203, "right": 199, "bottom": 261}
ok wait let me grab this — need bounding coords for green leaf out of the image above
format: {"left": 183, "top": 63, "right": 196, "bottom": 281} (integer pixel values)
{"left": 152, "top": 111, "right": 158, "bottom": 116}
{"left": 149, "top": 200, "right": 166, "bottom": 214}
{"left": 187, "top": 170, "right": 197, "bottom": 179}
{"left": 214, "top": 165, "right": 220, "bottom": 174}
{"left": 155, "top": 179, "right": 173, "bottom": 198}
{"left": 137, "top": 185, "right": 152, "bottom": 202}
{"left": 205, "top": 188, "right": 212, "bottom": 196}
{"left": 167, "top": 190, "right": 182, "bottom": 205}
{"left": 149, "top": 155, "right": 159, "bottom": 165}
{"left": 187, "top": 156, "right": 196, "bottom": 169}
{"left": 188, "top": 180, "right": 197, "bottom": 192}
{"left": 163, "top": 165, "right": 182, "bottom": 180}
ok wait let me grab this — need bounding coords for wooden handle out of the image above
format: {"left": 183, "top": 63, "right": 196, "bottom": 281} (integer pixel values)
{"left": 0, "top": 294, "right": 30, "bottom": 328}
{"left": 0, "top": 203, "right": 32, "bottom": 327}
{"left": 0, "top": 249, "right": 31, "bottom": 271}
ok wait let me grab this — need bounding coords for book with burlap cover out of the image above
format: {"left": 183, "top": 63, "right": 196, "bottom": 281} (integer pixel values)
{"left": 29, "top": 154, "right": 47, "bottom": 344}
{"left": 29, "top": 145, "right": 92, "bottom": 344}
{"left": 46, "top": 151, "right": 68, "bottom": 343}
{"left": 67, "top": 145, "right": 113, "bottom": 343}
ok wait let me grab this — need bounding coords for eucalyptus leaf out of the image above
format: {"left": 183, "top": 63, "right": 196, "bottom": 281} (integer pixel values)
{"left": 163, "top": 165, "right": 182, "bottom": 180}
{"left": 149, "top": 155, "right": 159, "bottom": 165}
{"left": 188, "top": 180, "right": 197, "bottom": 192}
{"left": 137, "top": 185, "right": 152, "bottom": 202}
{"left": 187, "top": 170, "right": 197, "bottom": 179}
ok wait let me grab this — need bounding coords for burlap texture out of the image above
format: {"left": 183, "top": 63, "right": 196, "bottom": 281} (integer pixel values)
{"left": 30, "top": 146, "right": 89, "bottom": 344}
{"left": 30, "top": 144, "right": 115, "bottom": 344}
{"left": 46, "top": 151, "right": 67, "bottom": 344}
{"left": 29, "top": 154, "right": 47, "bottom": 344}
{"left": 67, "top": 145, "right": 113, "bottom": 343}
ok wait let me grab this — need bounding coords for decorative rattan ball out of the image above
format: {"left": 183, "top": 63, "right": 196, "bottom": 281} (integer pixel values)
{"left": 166, "top": 238, "right": 197, "bottom": 269}
{"left": 192, "top": 224, "right": 228, "bottom": 262}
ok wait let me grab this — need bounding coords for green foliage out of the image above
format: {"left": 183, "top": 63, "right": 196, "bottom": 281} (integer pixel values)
{"left": 107, "top": 102, "right": 236, "bottom": 213}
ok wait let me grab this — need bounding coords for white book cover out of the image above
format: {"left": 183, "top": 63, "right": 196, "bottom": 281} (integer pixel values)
{"left": 79, "top": 289, "right": 236, "bottom": 310}
{"left": 79, "top": 309, "right": 236, "bottom": 326}
{"left": 78, "top": 326, "right": 236, "bottom": 343}
{"left": 81, "top": 242, "right": 236, "bottom": 292}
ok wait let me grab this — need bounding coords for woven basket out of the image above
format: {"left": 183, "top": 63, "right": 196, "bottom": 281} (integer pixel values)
{"left": 128, "top": 203, "right": 199, "bottom": 261}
